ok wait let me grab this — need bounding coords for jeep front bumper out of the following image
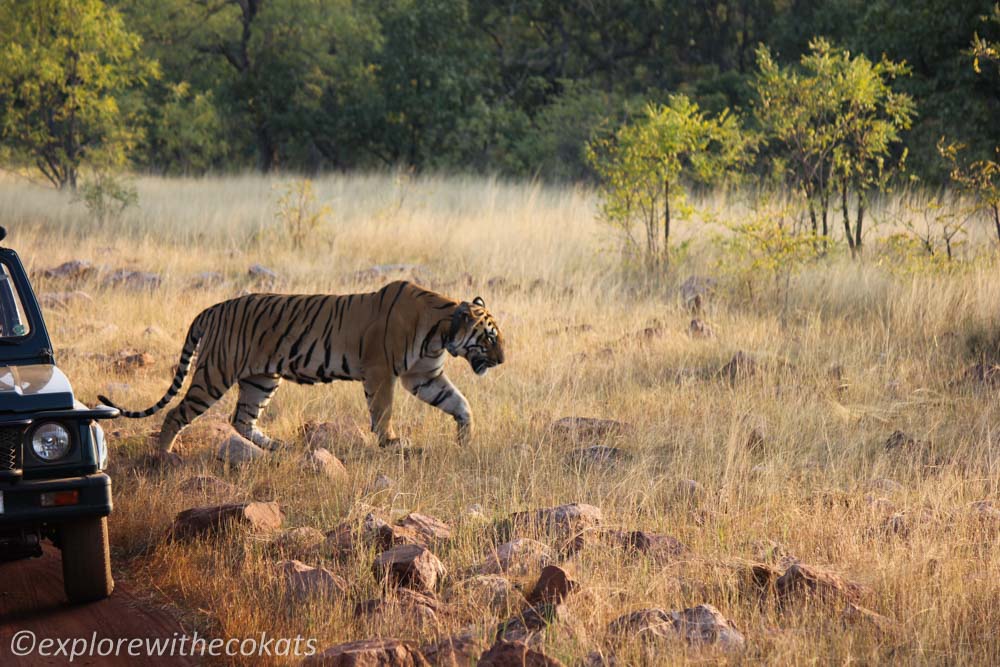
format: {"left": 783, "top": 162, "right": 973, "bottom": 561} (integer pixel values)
{"left": 0, "top": 473, "right": 112, "bottom": 526}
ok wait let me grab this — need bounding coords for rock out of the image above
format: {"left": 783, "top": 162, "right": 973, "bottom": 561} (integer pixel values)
{"left": 479, "top": 538, "right": 554, "bottom": 575}
{"left": 190, "top": 271, "right": 225, "bottom": 288}
{"left": 669, "top": 604, "right": 745, "bottom": 652}
{"left": 102, "top": 269, "right": 162, "bottom": 291}
{"left": 325, "top": 513, "right": 424, "bottom": 557}
{"left": 453, "top": 575, "right": 515, "bottom": 610}
{"left": 775, "top": 563, "right": 869, "bottom": 605}
{"left": 305, "top": 448, "right": 348, "bottom": 480}
{"left": 177, "top": 475, "right": 239, "bottom": 498}
{"left": 170, "top": 501, "right": 282, "bottom": 539}
{"left": 42, "top": 259, "right": 95, "bottom": 281}
{"left": 373, "top": 544, "right": 447, "bottom": 593}
{"left": 39, "top": 291, "right": 93, "bottom": 310}
{"left": 577, "top": 529, "right": 687, "bottom": 562}
{"left": 367, "top": 473, "right": 395, "bottom": 494}
{"left": 397, "top": 512, "right": 452, "bottom": 546}
{"left": 465, "top": 504, "right": 486, "bottom": 521}
{"left": 607, "top": 608, "right": 675, "bottom": 643}
{"left": 353, "top": 264, "right": 427, "bottom": 283}
{"left": 736, "top": 561, "right": 782, "bottom": 599}
{"left": 688, "top": 319, "right": 714, "bottom": 338}
{"left": 355, "top": 588, "right": 440, "bottom": 629}
{"left": 217, "top": 433, "right": 266, "bottom": 464}
{"left": 303, "top": 639, "right": 429, "bottom": 667}
{"left": 841, "top": 602, "right": 895, "bottom": 633}
{"left": 565, "top": 446, "right": 631, "bottom": 469}
{"left": 143, "top": 325, "right": 167, "bottom": 338}
{"left": 272, "top": 527, "right": 327, "bottom": 556}
{"left": 478, "top": 640, "right": 565, "bottom": 667}
{"left": 248, "top": 264, "right": 279, "bottom": 285}
{"left": 680, "top": 275, "right": 717, "bottom": 313}
{"left": 419, "top": 632, "right": 484, "bottom": 667}
{"left": 278, "top": 559, "right": 347, "bottom": 601}
{"left": 495, "top": 604, "right": 567, "bottom": 644}
{"left": 525, "top": 565, "right": 578, "bottom": 606}
{"left": 504, "top": 503, "right": 603, "bottom": 541}
{"left": 300, "top": 419, "right": 368, "bottom": 450}
{"left": 115, "top": 351, "right": 155, "bottom": 371}
{"left": 719, "top": 351, "right": 756, "bottom": 381}
{"left": 609, "top": 604, "right": 744, "bottom": 652}
{"left": 548, "top": 417, "right": 633, "bottom": 442}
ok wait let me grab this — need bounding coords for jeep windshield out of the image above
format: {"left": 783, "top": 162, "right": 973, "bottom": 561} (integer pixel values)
{"left": 0, "top": 262, "right": 30, "bottom": 340}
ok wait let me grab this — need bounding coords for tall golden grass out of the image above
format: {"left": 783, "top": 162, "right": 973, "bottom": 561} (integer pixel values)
{"left": 4, "top": 172, "right": 1000, "bottom": 664}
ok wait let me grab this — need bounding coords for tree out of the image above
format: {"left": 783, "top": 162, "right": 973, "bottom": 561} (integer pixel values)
{"left": 0, "top": 0, "right": 157, "bottom": 189}
{"left": 754, "top": 39, "right": 913, "bottom": 256}
{"left": 588, "top": 94, "right": 750, "bottom": 272}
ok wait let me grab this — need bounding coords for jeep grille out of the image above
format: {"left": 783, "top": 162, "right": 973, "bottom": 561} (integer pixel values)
{"left": 0, "top": 426, "right": 22, "bottom": 471}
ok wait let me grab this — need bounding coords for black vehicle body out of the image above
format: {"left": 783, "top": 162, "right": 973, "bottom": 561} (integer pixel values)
{"left": 0, "top": 232, "right": 118, "bottom": 601}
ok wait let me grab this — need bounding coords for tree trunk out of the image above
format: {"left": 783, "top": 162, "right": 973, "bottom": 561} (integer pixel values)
{"left": 854, "top": 199, "right": 865, "bottom": 256}
{"left": 993, "top": 204, "right": 1000, "bottom": 247}
{"left": 663, "top": 178, "right": 671, "bottom": 268}
{"left": 841, "top": 180, "right": 855, "bottom": 256}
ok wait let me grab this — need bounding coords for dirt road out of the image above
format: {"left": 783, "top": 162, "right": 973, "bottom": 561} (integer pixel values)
{"left": 0, "top": 545, "right": 196, "bottom": 666}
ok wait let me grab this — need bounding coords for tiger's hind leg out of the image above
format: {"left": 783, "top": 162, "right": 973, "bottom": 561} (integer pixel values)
{"left": 232, "top": 375, "right": 286, "bottom": 451}
{"left": 159, "top": 365, "right": 231, "bottom": 454}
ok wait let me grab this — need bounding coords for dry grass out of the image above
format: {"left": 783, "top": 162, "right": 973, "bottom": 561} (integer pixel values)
{"left": 5, "top": 172, "right": 1000, "bottom": 664}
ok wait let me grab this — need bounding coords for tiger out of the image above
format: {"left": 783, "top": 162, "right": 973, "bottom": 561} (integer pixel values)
{"left": 98, "top": 281, "right": 505, "bottom": 455}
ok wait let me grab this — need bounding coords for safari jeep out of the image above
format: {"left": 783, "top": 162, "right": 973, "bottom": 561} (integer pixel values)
{"left": 0, "top": 227, "right": 118, "bottom": 603}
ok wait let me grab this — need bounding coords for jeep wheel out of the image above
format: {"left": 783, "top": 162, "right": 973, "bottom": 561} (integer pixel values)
{"left": 59, "top": 517, "right": 114, "bottom": 603}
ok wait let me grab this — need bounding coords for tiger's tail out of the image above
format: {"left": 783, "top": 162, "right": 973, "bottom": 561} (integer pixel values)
{"left": 98, "top": 310, "right": 208, "bottom": 418}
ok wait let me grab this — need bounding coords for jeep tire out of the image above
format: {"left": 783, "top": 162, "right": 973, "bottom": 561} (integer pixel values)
{"left": 59, "top": 517, "right": 114, "bottom": 603}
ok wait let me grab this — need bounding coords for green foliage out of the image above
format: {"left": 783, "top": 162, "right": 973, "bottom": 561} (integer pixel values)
{"left": 939, "top": 140, "right": 1000, "bottom": 245}
{"left": 754, "top": 39, "right": 914, "bottom": 256}
{"left": 143, "top": 82, "right": 227, "bottom": 175}
{"left": 0, "top": 0, "right": 157, "bottom": 189}
{"left": 588, "top": 95, "right": 751, "bottom": 272}
{"left": 74, "top": 171, "right": 139, "bottom": 225}
{"left": 272, "top": 179, "right": 332, "bottom": 250}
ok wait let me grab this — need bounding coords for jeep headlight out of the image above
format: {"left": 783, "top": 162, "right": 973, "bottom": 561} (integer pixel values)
{"left": 32, "top": 422, "right": 71, "bottom": 461}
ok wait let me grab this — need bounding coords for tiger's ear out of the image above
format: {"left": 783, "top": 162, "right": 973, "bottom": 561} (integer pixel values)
{"left": 472, "top": 296, "right": 486, "bottom": 308}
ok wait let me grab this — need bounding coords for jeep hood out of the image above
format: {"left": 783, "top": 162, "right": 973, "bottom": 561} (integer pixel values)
{"left": 0, "top": 364, "right": 74, "bottom": 412}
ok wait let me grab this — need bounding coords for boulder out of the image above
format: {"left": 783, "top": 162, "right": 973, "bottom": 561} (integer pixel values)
{"left": 278, "top": 559, "right": 347, "bottom": 601}
{"left": 303, "top": 639, "right": 428, "bottom": 667}
{"left": 305, "top": 448, "right": 348, "bottom": 481}
{"left": 190, "top": 271, "right": 225, "bottom": 288}
{"left": 325, "top": 513, "right": 423, "bottom": 557}
{"left": 419, "top": 632, "right": 484, "bottom": 667}
{"left": 495, "top": 604, "right": 567, "bottom": 644}
{"left": 248, "top": 264, "right": 279, "bottom": 285}
{"left": 301, "top": 419, "right": 368, "bottom": 450}
{"left": 102, "top": 269, "right": 162, "bottom": 291}
{"left": 367, "top": 474, "right": 395, "bottom": 494}
{"left": 479, "top": 538, "right": 554, "bottom": 575}
{"left": 272, "top": 527, "right": 327, "bottom": 556}
{"left": 548, "top": 417, "right": 632, "bottom": 442}
{"left": 217, "top": 433, "right": 266, "bottom": 464}
{"left": 115, "top": 351, "right": 155, "bottom": 371}
{"left": 478, "top": 641, "right": 565, "bottom": 667}
{"left": 504, "top": 503, "right": 603, "bottom": 541}
{"left": 170, "top": 501, "right": 282, "bottom": 539}
{"left": 354, "top": 589, "right": 440, "bottom": 629}
{"left": 670, "top": 604, "right": 745, "bottom": 652}
{"left": 576, "top": 529, "right": 687, "bottom": 562}
{"left": 373, "top": 544, "right": 447, "bottom": 593}
{"left": 397, "top": 512, "right": 452, "bottom": 546}
{"left": 775, "top": 563, "right": 869, "bottom": 605}
{"left": 609, "top": 604, "right": 744, "bottom": 652}
{"left": 42, "top": 259, "right": 95, "bottom": 281}
{"left": 525, "top": 565, "right": 578, "bottom": 606}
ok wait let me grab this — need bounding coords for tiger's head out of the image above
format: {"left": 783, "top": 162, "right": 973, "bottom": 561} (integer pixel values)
{"left": 447, "top": 296, "right": 505, "bottom": 375}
